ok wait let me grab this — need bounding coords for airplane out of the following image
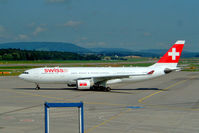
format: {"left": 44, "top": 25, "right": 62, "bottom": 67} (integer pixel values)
{"left": 19, "top": 40, "right": 185, "bottom": 91}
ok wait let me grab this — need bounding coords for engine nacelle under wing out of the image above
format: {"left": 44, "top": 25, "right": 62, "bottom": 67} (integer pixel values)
{"left": 77, "top": 79, "right": 92, "bottom": 90}
{"left": 67, "top": 84, "right": 76, "bottom": 87}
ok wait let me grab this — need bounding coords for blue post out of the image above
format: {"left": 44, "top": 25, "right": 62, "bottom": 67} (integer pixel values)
{"left": 81, "top": 103, "right": 84, "bottom": 133}
{"left": 44, "top": 103, "right": 49, "bottom": 133}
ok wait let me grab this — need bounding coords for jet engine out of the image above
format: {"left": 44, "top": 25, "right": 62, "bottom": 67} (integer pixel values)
{"left": 67, "top": 84, "right": 76, "bottom": 87}
{"left": 77, "top": 79, "right": 94, "bottom": 90}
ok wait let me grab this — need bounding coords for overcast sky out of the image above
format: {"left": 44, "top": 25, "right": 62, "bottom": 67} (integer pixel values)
{"left": 0, "top": 0, "right": 199, "bottom": 51}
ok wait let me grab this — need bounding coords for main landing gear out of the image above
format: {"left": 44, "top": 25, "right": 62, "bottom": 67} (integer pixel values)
{"left": 35, "top": 84, "right": 40, "bottom": 90}
{"left": 91, "top": 86, "right": 111, "bottom": 92}
{"left": 104, "top": 87, "right": 111, "bottom": 92}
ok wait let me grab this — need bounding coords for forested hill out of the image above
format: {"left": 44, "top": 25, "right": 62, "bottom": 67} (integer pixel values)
{"left": 0, "top": 42, "right": 90, "bottom": 53}
{"left": 0, "top": 49, "right": 100, "bottom": 60}
{"left": 0, "top": 42, "right": 198, "bottom": 57}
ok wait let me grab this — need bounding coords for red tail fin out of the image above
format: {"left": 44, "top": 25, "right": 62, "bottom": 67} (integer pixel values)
{"left": 157, "top": 40, "right": 185, "bottom": 63}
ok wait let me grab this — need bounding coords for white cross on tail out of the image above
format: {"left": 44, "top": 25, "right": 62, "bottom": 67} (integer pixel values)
{"left": 168, "top": 48, "right": 179, "bottom": 60}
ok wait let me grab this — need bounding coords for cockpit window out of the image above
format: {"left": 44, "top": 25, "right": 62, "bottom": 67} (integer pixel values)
{"left": 23, "top": 72, "right": 29, "bottom": 74}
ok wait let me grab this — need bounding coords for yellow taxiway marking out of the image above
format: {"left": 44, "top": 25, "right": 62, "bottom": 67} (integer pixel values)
{"left": 138, "top": 75, "right": 197, "bottom": 103}
{"left": 85, "top": 108, "right": 132, "bottom": 133}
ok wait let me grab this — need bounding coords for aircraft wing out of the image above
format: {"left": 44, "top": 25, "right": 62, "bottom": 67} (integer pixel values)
{"left": 77, "top": 70, "right": 154, "bottom": 82}
{"left": 78, "top": 74, "right": 130, "bottom": 81}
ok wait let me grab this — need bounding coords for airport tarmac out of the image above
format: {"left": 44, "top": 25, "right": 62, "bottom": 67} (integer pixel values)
{"left": 0, "top": 71, "right": 199, "bottom": 133}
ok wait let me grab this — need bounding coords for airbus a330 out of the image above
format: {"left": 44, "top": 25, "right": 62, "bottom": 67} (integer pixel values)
{"left": 19, "top": 40, "right": 185, "bottom": 91}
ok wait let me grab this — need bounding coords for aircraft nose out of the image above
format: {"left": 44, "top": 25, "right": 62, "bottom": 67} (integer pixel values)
{"left": 19, "top": 74, "right": 24, "bottom": 79}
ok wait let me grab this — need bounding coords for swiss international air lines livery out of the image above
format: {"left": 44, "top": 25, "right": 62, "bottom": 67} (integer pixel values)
{"left": 19, "top": 40, "right": 185, "bottom": 91}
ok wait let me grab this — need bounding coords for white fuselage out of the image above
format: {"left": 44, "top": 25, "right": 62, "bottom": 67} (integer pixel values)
{"left": 19, "top": 66, "right": 165, "bottom": 85}
{"left": 18, "top": 40, "right": 185, "bottom": 90}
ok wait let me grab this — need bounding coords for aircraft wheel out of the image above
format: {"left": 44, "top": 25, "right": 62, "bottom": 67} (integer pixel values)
{"left": 104, "top": 87, "right": 111, "bottom": 92}
{"left": 90, "top": 86, "right": 95, "bottom": 90}
{"left": 91, "top": 86, "right": 98, "bottom": 91}
{"left": 36, "top": 84, "right": 40, "bottom": 90}
{"left": 36, "top": 87, "right": 40, "bottom": 90}
{"left": 99, "top": 86, "right": 104, "bottom": 91}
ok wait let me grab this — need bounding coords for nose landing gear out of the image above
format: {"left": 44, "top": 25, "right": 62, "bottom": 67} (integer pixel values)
{"left": 35, "top": 84, "right": 40, "bottom": 90}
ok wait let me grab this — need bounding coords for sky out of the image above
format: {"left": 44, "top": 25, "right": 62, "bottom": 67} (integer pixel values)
{"left": 0, "top": 0, "right": 199, "bottom": 51}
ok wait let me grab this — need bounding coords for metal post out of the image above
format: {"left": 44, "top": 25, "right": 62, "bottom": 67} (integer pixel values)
{"left": 45, "top": 103, "right": 49, "bottom": 133}
{"left": 78, "top": 107, "right": 81, "bottom": 133}
{"left": 78, "top": 103, "right": 84, "bottom": 133}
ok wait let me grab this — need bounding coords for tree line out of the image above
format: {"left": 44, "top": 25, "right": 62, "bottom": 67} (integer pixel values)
{"left": 0, "top": 49, "right": 101, "bottom": 60}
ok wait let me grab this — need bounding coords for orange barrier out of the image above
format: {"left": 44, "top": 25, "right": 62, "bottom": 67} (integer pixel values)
{"left": 2, "top": 72, "right": 11, "bottom": 75}
{"left": 0, "top": 72, "right": 3, "bottom": 75}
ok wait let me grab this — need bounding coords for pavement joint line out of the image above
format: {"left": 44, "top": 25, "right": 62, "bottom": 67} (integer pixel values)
{"left": 0, "top": 104, "right": 42, "bottom": 116}
{"left": 14, "top": 91, "right": 65, "bottom": 100}
{"left": 2, "top": 89, "right": 131, "bottom": 107}
{"left": 85, "top": 108, "right": 132, "bottom": 133}
{"left": 138, "top": 75, "right": 198, "bottom": 104}
{"left": 16, "top": 91, "right": 130, "bottom": 107}
{"left": 84, "top": 102, "right": 129, "bottom": 107}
